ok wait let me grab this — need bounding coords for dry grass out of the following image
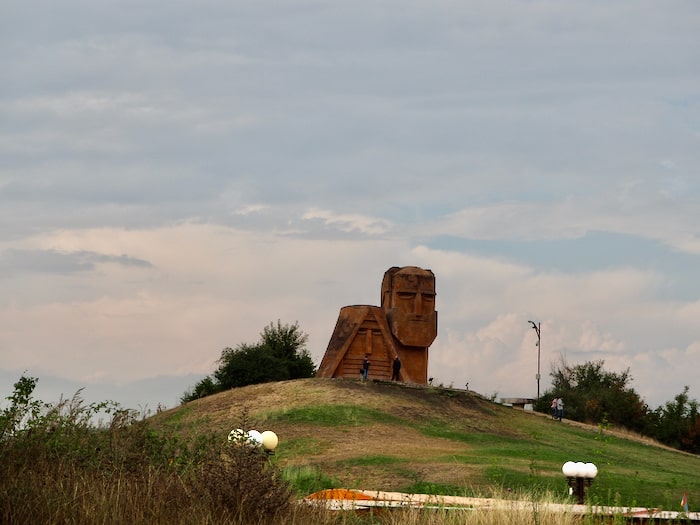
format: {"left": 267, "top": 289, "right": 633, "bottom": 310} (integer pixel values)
{"left": 0, "top": 388, "right": 295, "bottom": 525}
{"left": 300, "top": 489, "right": 590, "bottom": 525}
{"left": 154, "top": 377, "right": 700, "bottom": 508}
{"left": 154, "top": 379, "right": 509, "bottom": 491}
{"left": 349, "top": 505, "right": 584, "bottom": 525}
{"left": 163, "top": 378, "right": 498, "bottom": 429}
{"left": 4, "top": 376, "right": 695, "bottom": 523}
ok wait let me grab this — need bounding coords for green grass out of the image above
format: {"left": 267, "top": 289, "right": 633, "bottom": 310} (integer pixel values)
{"left": 463, "top": 424, "right": 696, "bottom": 507}
{"left": 282, "top": 465, "right": 340, "bottom": 495}
{"left": 264, "top": 404, "right": 404, "bottom": 426}
{"left": 289, "top": 400, "right": 697, "bottom": 509}
{"left": 338, "top": 455, "right": 404, "bottom": 467}
{"left": 418, "top": 421, "right": 496, "bottom": 443}
{"left": 403, "top": 481, "right": 469, "bottom": 496}
{"left": 157, "top": 379, "right": 700, "bottom": 512}
{"left": 9, "top": 376, "right": 697, "bottom": 524}
{"left": 159, "top": 405, "right": 192, "bottom": 427}
{"left": 276, "top": 436, "right": 327, "bottom": 457}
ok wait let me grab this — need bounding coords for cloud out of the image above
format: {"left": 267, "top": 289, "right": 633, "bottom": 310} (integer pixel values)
{"left": 429, "top": 191, "right": 700, "bottom": 257}
{"left": 1, "top": 0, "right": 698, "bottom": 414}
{"left": 0, "top": 248, "right": 152, "bottom": 276}
{"left": 301, "top": 208, "right": 393, "bottom": 235}
{"left": 1, "top": 223, "right": 694, "bottom": 410}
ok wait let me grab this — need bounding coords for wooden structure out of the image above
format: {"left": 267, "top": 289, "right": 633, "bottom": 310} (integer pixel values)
{"left": 317, "top": 306, "right": 396, "bottom": 380}
{"left": 316, "top": 266, "right": 437, "bottom": 384}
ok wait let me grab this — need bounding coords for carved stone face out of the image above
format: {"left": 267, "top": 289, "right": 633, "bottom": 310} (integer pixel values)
{"left": 382, "top": 267, "right": 437, "bottom": 347}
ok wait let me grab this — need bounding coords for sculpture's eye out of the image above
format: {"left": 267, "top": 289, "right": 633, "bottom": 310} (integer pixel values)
{"left": 397, "top": 292, "right": 416, "bottom": 300}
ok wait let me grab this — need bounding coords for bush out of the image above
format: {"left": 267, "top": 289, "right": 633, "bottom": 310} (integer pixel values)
{"left": 535, "top": 359, "right": 648, "bottom": 431}
{"left": 182, "top": 320, "right": 316, "bottom": 403}
{"left": 0, "top": 376, "right": 295, "bottom": 525}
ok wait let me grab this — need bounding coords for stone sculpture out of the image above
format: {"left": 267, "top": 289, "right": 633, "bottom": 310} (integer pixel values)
{"left": 316, "top": 266, "right": 437, "bottom": 384}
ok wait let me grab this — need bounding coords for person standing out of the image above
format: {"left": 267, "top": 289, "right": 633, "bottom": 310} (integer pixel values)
{"left": 551, "top": 398, "right": 558, "bottom": 419}
{"left": 391, "top": 355, "right": 402, "bottom": 381}
{"left": 362, "top": 355, "right": 370, "bottom": 381}
{"left": 557, "top": 397, "right": 564, "bottom": 421}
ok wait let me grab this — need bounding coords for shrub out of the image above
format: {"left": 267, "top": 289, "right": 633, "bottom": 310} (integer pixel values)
{"left": 182, "top": 320, "right": 316, "bottom": 403}
{"left": 0, "top": 376, "right": 295, "bottom": 525}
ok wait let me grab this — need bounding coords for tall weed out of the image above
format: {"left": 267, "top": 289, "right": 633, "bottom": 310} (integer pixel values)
{"left": 0, "top": 376, "right": 294, "bottom": 525}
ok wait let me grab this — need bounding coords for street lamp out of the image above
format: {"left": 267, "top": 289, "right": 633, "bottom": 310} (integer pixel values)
{"left": 528, "top": 320, "right": 541, "bottom": 399}
{"left": 562, "top": 461, "right": 598, "bottom": 504}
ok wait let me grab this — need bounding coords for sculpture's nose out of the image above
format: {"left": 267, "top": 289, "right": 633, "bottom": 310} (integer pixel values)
{"left": 413, "top": 292, "right": 422, "bottom": 314}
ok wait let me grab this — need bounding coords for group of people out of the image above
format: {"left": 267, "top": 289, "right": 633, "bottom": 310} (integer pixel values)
{"left": 550, "top": 397, "right": 564, "bottom": 420}
{"left": 361, "top": 354, "right": 402, "bottom": 382}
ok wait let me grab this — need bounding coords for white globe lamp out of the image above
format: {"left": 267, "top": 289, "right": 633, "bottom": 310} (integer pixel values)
{"left": 247, "top": 429, "right": 263, "bottom": 447}
{"left": 228, "top": 428, "right": 246, "bottom": 443}
{"left": 562, "top": 461, "right": 577, "bottom": 477}
{"left": 562, "top": 461, "right": 597, "bottom": 504}
{"left": 261, "top": 430, "right": 279, "bottom": 453}
{"left": 582, "top": 462, "right": 598, "bottom": 479}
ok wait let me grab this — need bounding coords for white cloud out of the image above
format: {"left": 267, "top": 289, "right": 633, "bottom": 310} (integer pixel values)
{"left": 232, "top": 204, "right": 268, "bottom": 216}
{"left": 1, "top": 0, "right": 698, "bottom": 413}
{"left": 428, "top": 192, "right": 700, "bottom": 257}
{"left": 301, "top": 208, "right": 393, "bottom": 235}
{"left": 1, "top": 217, "right": 698, "bottom": 411}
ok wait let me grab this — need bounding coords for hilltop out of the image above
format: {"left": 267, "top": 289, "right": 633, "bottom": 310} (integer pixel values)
{"left": 154, "top": 378, "right": 698, "bottom": 507}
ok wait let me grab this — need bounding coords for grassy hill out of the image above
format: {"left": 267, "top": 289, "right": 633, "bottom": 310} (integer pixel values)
{"left": 155, "top": 378, "right": 699, "bottom": 510}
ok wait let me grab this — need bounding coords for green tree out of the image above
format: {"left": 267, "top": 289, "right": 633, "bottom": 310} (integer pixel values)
{"left": 181, "top": 320, "right": 316, "bottom": 403}
{"left": 182, "top": 376, "right": 218, "bottom": 401}
{"left": 261, "top": 319, "right": 315, "bottom": 379}
{"left": 214, "top": 344, "right": 289, "bottom": 390}
{"left": 535, "top": 358, "right": 648, "bottom": 432}
{"left": 0, "top": 375, "right": 45, "bottom": 443}
{"left": 649, "top": 386, "right": 700, "bottom": 453}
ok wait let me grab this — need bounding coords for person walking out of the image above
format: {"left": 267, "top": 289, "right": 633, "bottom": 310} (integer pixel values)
{"left": 550, "top": 398, "right": 558, "bottom": 419}
{"left": 556, "top": 397, "right": 564, "bottom": 421}
{"left": 362, "top": 355, "right": 370, "bottom": 381}
{"left": 391, "top": 355, "right": 402, "bottom": 381}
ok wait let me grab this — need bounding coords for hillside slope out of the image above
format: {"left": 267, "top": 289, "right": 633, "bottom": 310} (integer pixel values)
{"left": 155, "top": 378, "right": 698, "bottom": 507}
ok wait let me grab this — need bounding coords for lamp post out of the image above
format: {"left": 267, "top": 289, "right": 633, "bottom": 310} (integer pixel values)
{"left": 562, "top": 461, "right": 598, "bottom": 504}
{"left": 528, "top": 320, "right": 541, "bottom": 399}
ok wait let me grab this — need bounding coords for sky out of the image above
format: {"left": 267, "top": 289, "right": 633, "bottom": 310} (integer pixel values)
{"left": 1, "top": 1, "right": 699, "bottom": 415}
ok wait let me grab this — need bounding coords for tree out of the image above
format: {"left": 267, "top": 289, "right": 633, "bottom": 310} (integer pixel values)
{"left": 214, "top": 344, "right": 289, "bottom": 390}
{"left": 535, "top": 359, "right": 700, "bottom": 453}
{"left": 0, "top": 375, "right": 44, "bottom": 442}
{"left": 182, "top": 376, "right": 217, "bottom": 402}
{"left": 649, "top": 386, "right": 700, "bottom": 453}
{"left": 261, "top": 319, "right": 315, "bottom": 379}
{"left": 181, "top": 321, "right": 316, "bottom": 403}
{"left": 535, "top": 358, "right": 649, "bottom": 432}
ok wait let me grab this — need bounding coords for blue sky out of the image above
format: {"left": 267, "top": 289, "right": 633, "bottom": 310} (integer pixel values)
{"left": 1, "top": 0, "right": 699, "bottom": 413}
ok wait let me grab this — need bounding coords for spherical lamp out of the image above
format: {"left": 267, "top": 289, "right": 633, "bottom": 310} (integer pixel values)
{"left": 261, "top": 430, "right": 279, "bottom": 452}
{"left": 228, "top": 428, "right": 246, "bottom": 443}
{"left": 562, "top": 461, "right": 577, "bottom": 477}
{"left": 582, "top": 462, "right": 598, "bottom": 478}
{"left": 562, "top": 460, "right": 598, "bottom": 504}
{"left": 247, "top": 429, "right": 262, "bottom": 447}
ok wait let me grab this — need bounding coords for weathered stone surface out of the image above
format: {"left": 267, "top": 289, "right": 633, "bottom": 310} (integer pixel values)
{"left": 316, "top": 266, "right": 437, "bottom": 384}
